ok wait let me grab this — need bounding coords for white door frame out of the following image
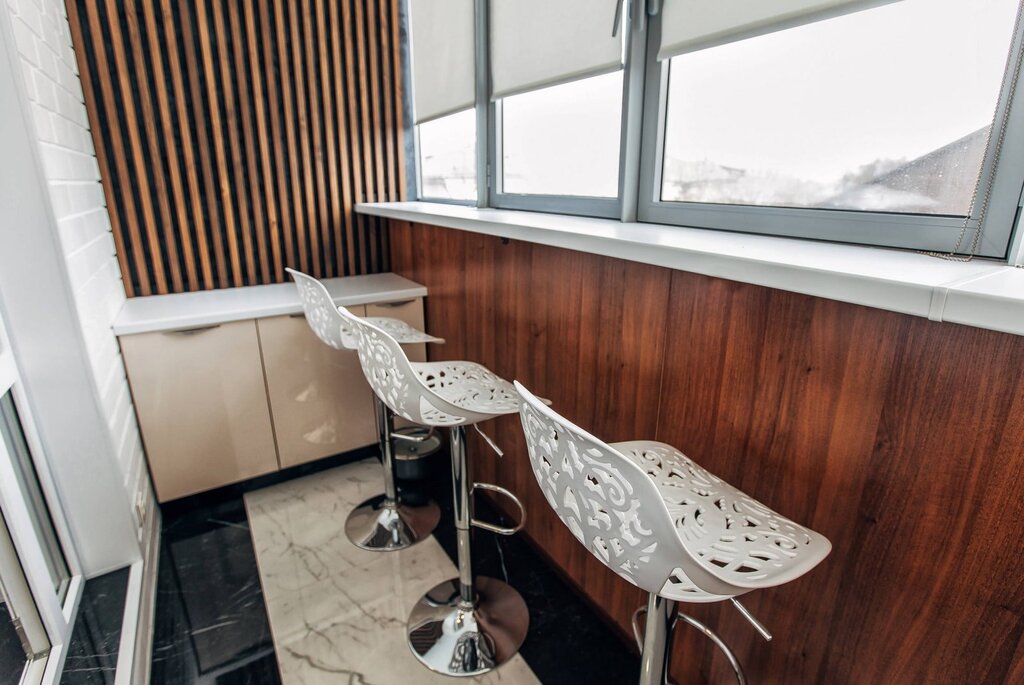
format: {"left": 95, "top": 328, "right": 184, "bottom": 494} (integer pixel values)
{"left": 0, "top": 312, "right": 83, "bottom": 684}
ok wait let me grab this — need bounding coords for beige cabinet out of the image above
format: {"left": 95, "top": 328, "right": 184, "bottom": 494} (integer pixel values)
{"left": 257, "top": 307, "right": 378, "bottom": 469}
{"left": 120, "top": 320, "right": 279, "bottom": 502}
{"left": 120, "top": 296, "right": 433, "bottom": 500}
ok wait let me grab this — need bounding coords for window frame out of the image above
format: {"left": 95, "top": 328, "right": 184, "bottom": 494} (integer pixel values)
{"left": 636, "top": 3, "right": 1024, "bottom": 259}
{"left": 482, "top": 0, "right": 634, "bottom": 219}
{"left": 410, "top": 0, "right": 1024, "bottom": 260}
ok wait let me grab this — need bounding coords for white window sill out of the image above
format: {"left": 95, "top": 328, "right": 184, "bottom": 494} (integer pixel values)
{"left": 357, "top": 201, "right": 1024, "bottom": 337}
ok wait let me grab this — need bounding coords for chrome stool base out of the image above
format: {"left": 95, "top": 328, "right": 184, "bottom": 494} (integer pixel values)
{"left": 344, "top": 494, "right": 441, "bottom": 552}
{"left": 407, "top": 576, "right": 529, "bottom": 677}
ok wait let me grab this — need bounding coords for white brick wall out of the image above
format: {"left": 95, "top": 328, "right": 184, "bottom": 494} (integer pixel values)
{"left": 5, "top": 0, "right": 151, "bottom": 539}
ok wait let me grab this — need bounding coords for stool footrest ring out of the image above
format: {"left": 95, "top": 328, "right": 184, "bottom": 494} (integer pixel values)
{"left": 470, "top": 482, "right": 526, "bottom": 535}
{"left": 632, "top": 604, "right": 747, "bottom": 685}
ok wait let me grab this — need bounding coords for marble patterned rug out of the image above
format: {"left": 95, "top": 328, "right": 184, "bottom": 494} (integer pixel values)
{"left": 245, "top": 459, "right": 541, "bottom": 685}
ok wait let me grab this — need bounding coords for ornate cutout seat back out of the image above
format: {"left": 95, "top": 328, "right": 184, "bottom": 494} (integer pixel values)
{"left": 515, "top": 382, "right": 831, "bottom": 600}
{"left": 287, "top": 267, "right": 357, "bottom": 350}
{"left": 515, "top": 381, "right": 739, "bottom": 597}
{"left": 336, "top": 305, "right": 511, "bottom": 427}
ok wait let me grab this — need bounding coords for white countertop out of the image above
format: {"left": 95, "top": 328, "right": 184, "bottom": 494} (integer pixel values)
{"left": 113, "top": 273, "right": 427, "bottom": 336}
{"left": 357, "top": 201, "right": 1024, "bottom": 337}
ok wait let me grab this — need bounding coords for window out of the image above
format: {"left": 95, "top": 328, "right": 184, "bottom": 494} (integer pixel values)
{"left": 406, "top": 0, "right": 1024, "bottom": 258}
{"left": 417, "top": 109, "right": 477, "bottom": 202}
{"left": 659, "top": 0, "right": 1018, "bottom": 216}
{"left": 499, "top": 71, "right": 623, "bottom": 198}
{"left": 641, "top": 0, "right": 1024, "bottom": 256}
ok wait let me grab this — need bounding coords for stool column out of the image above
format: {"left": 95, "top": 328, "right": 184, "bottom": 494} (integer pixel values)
{"left": 639, "top": 593, "right": 677, "bottom": 685}
{"left": 449, "top": 424, "right": 475, "bottom": 608}
{"left": 374, "top": 397, "right": 398, "bottom": 502}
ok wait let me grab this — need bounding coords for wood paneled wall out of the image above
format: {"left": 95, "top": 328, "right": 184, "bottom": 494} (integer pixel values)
{"left": 389, "top": 220, "right": 1024, "bottom": 684}
{"left": 66, "top": 0, "right": 406, "bottom": 297}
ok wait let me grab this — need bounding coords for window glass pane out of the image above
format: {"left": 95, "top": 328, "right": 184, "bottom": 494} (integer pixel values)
{"left": 417, "top": 109, "right": 477, "bottom": 201}
{"left": 0, "top": 393, "right": 69, "bottom": 602}
{"left": 501, "top": 71, "right": 623, "bottom": 198}
{"left": 661, "top": 0, "right": 1020, "bottom": 215}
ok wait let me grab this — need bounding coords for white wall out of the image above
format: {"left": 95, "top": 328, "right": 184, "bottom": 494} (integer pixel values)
{"left": 0, "top": 0, "right": 149, "bottom": 573}
{"left": 1, "top": 0, "right": 151, "bottom": 571}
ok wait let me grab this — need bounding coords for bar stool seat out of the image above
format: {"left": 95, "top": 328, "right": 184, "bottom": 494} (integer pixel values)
{"left": 414, "top": 361, "right": 519, "bottom": 416}
{"left": 365, "top": 317, "right": 443, "bottom": 345}
{"left": 515, "top": 382, "right": 831, "bottom": 684}
{"left": 287, "top": 268, "right": 443, "bottom": 553}
{"left": 610, "top": 440, "right": 827, "bottom": 601}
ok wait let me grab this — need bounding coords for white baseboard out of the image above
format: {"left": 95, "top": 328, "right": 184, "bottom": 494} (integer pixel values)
{"left": 114, "top": 497, "right": 161, "bottom": 685}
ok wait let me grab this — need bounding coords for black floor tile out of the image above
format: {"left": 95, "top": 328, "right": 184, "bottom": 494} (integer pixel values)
{"left": 150, "top": 497, "right": 279, "bottom": 685}
{"left": 0, "top": 599, "right": 27, "bottom": 685}
{"left": 60, "top": 567, "right": 130, "bottom": 685}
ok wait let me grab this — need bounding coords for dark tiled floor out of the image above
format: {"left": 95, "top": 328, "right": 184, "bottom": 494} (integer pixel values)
{"left": 151, "top": 497, "right": 279, "bottom": 684}
{"left": 60, "top": 567, "right": 130, "bottom": 685}
{"left": 0, "top": 599, "right": 27, "bottom": 685}
{"left": 150, "top": 446, "right": 637, "bottom": 684}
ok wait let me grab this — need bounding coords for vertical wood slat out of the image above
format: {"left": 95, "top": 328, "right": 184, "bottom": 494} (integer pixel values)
{"left": 102, "top": 0, "right": 169, "bottom": 294}
{"left": 123, "top": 1, "right": 184, "bottom": 293}
{"left": 341, "top": 0, "right": 367, "bottom": 276}
{"left": 241, "top": 1, "right": 283, "bottom": 283}
{"left": 64, "top": 1, "right": 139, "bottom": 296}
{"left": 329, "top": 0, "right": 357, "bottom": 277}
{"left": 139, "top": 0, "right": 199, "bottom": 291}
{"left": 227, "top": 0, "right": 271, "bottom": 284}
{"left": 67, "top": 0, "right": 408, "bottom": 296}
{"left": 159, "top": 0, "right": 215, "bottom": 290}
{"left": 178, "top": 0, "right": 231, "bottom": 289}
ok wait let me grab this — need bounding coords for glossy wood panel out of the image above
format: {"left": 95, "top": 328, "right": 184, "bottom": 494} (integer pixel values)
{"left": 66, "top": 0, "right": 406, "bottom": 296}
{"left": 389, "top": 220, "right": 1024, "bottom": 684}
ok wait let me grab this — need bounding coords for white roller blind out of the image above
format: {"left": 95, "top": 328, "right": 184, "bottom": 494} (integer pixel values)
{"left": 410, "top": 0, "right": 476, "bottom": 124}
{"left": 490, "top": 0, "right": 624, "bottom": 100}
{"left": 658, "top": 0, "right": 900, "bottom": 60}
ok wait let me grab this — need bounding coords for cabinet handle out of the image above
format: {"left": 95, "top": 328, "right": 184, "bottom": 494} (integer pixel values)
{"left": 375, "top": 299, "right": 415, "bottom": 308}
{"left": 163, "top": 324, "right": 221, "bottom": 336}
{"left": 289, "top": 312, "right": 307, "bottom": 319}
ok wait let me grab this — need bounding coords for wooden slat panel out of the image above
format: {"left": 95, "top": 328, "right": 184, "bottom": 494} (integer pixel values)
{"left": 67, "top": 0, "right": 407, "bottom": 295}
{"left": 139, "top": 0, "right": 199, "bottom": 291}
{"left": 124, "top": 0, "right": 183, "bottom": 293}
{"left": 389, "top": 220, "right": 1024, "bottom": 685}
{"left": 159, "top": 0, "right": 216, "bottom": 290}
{"left": 64, "top": 1, "right": 139, "bottom": 295}
{"left": 178, "top": 0, "right": 231, "bottom": 289}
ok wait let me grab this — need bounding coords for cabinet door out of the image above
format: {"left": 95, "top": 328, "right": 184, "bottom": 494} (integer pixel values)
{"left": 364, "top": 299, "right": 427, "bottom": 430}
{"left": 257, "top": 308, "right": 377, "bottom": 469}
{"left": 120, "top": 321, "right": 279, "bottom": 502}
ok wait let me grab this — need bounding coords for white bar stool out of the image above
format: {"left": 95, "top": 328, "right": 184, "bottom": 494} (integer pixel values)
{"left": 287, "top": 268, "right": 443, "bottom": 552}
{"left": 514, "top": 381, "right": 832, "bottom": 685}
{"left": 336, "top": 305, "right": 532, "bottom": 678}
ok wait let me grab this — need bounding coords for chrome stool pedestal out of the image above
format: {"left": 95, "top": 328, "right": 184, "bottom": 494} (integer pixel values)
{"left": 344, "top": 397, "right": 441, "bottom": 552}
{"left": 334, "top": 305, "right": 534, "bottom": 677}
{"left": 406, "top": 425, "right": 528, "bottom": 677}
